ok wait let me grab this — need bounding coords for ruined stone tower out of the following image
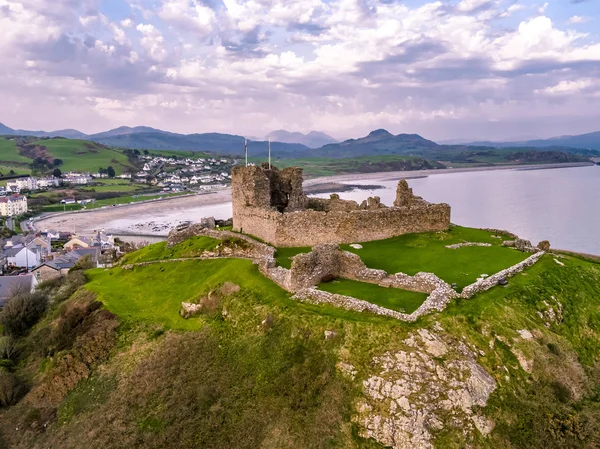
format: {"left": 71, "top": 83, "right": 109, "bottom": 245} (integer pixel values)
{"left": 231, "top": 165, "right": 451, "bottom": 247}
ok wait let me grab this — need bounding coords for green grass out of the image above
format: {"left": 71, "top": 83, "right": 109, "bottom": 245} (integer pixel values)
{"left": 338, "top": 225, "right": 528, "bottom": 291}
{"left": 84, "top": 181, "right": 142, "bottom": 192}
{"left": 86, "top": 258, "right": 291, "bottom": 330}
{"left": 0, "top": 137, "right": 31, "bottom": 164}
{"left": 275, "top": 246, "right": 312, "bottom": 268}
{"left": 0, "top": 163, "right": 31, "bottom": 177}
{"left": 31, "top": 139, "right": 134, "bottom": 174}
{"left": 119, "top": 237, "right": 220, "bottom": 264}
{"left": 319, "top": 279, "right": 428, "bottom": 314}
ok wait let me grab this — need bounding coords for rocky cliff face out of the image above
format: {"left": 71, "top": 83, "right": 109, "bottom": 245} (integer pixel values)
{"left": 354, "top": 328, "right": 496, "bottom": 448}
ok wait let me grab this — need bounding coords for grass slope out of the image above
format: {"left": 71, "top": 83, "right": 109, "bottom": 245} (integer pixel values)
{"left": 0, "top": 137, "right": 31, "bottom": 164}
{"left": 319, "top": 279, "right": 428, "bottom": 313}
{"left": 3, "top": 238, "right": 600, "bottom": 449}
{"left": 32, "top": 139, "right": 133, "bottom": 174}
{"left": 341, "top": 226, "right": 528, "bottom": 290}
{"left": 119, "top": 236, "right": 220, "bottom": 264}
{"left": 86, "top": 258, "right": 289, "bottom": 330}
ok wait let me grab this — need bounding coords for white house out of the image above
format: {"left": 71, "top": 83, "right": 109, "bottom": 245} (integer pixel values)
{"left": 6, "top": 177, "right": 37, "bottom": 192}
{"left": 0, "top": 195, "right": 28, "bottom": 217}
{"left": 3, "top": 246, "right": 41, "bottom": 269}
{"left": 37, "top": 177, "right": 61, "bottom": 188}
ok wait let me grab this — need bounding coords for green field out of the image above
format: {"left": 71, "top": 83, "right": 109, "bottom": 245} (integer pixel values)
{"left": 319, "top": 278, "right": 428, "bottom": 313}
{"left": 84, "top": 179, "right": 141, "bottom": 192}
{"left": 31, "top": 139, "right": 134, "bottom": 174}
{"left": 0, "top": 137, "right": 31, "bottom": 164}
{"left": 119, "top": 236, "right": 220, "bottom": 264}
{"left": 86, "top": 258, "right": 290, "bottom": 330}
{"left": 340, "top": 226, "right": 528, "bottom": 290}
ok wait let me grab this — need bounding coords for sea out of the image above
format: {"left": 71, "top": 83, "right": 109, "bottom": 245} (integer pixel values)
{"left": 312, "top": 165, "right": 600, "bottom": 256}
{"left": 112, "top": 165, "right": 600, "bottom": 256}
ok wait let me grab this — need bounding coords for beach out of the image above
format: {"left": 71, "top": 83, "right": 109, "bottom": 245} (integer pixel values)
{"left": 34, "top": 161, "right": 594, "bottom": 236}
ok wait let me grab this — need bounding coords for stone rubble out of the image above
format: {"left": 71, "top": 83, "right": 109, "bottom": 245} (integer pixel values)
{"left": 445, "top": 242, "right": 492, "bottom": 249}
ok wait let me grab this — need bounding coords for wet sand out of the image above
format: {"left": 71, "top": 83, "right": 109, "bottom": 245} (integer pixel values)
{"left": 34, "top": 162, "right": 593, "bottom": 236}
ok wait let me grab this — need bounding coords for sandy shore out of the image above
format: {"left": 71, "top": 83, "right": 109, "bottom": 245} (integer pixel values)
{"left": 35, "top": 190, "right": 233, "bottom": 235}
{"left": 34, "top": 161, "right": 594, "bottom": 236}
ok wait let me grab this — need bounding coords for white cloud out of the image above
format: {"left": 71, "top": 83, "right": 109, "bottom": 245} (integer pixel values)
{"left": 121, "top": 18, "right": 134, "bottom": 28}
{"left": 568, "top": 15, "right": 590, "bottom": 24}
{"left": 136, "top": 23, "right": 167, "bottom": 61}
{"left": 159, "top": 0, "right": 215, "bottom": 36}
{"left": 1, "top": 0, "right": 600, "bottom": 140}
{"left": 537, "top": 79, "right": 594, "bottom": 95}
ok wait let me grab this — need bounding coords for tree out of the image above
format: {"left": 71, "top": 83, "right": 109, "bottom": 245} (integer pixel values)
{"left": 143, "top": 149, "right": 149, "bottom": 156}
{"left": 9, "top": 170, "right": 14, "bottom": 175}
{"left": 133, "top": 149, "right": 141, "bottom": 156}
{"left": 53, "top": 158, "right": 63, "bottom": 167}
{"left": 52, "top": 168, "right": 62, "bottom": 178}
{"left": 107, "top": 166, "right": 116, "bottom": 178}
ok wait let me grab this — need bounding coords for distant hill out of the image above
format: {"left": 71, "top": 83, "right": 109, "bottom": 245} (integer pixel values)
{"left": 92, "top": 132, "right": 312, "bottom": 158}
{"left": 0, "top": 122, "right": 88, "bottom": 139}
{"left": 2, "top": 121, "right": 598, "bottom": 161}
{"left": 318, "top": 129, "right": 439, "bottom": 158}
{"left": 466, "top": 131, "right": 600, "bottom": 151}
{"left": 89, "top": 126, "right": 173, "bottom": 139}
{"left": 265, "top": 130, "right": 338, "bottom": 148}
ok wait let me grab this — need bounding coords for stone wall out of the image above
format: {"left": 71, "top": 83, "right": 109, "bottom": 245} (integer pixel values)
{"left": 231, "top": 165, "right": 451, "bottom": 247}
{"left": 460, "top": 251, "right": 545, "bottom": 298}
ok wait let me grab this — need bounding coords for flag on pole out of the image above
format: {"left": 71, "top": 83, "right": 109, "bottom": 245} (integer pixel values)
{"left": 244, "top": 138, "right": 248, "bottom": 166}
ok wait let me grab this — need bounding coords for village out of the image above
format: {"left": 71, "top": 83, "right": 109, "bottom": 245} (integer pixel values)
{"left": 1, "top": 153, "right": 233, "bottom": 194}
{"left": 0, "top": 228, "right": 121, "bottom": 304}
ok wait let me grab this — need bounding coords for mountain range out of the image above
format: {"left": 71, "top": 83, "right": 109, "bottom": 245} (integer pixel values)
{"left": 1, "top": 121, "right": 599, "bottom": 159}
{"left": 465, "top": 131, "right": 600, "bottom": 151}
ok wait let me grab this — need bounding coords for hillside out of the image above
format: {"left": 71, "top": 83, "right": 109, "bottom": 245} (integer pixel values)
{"left": 318, "top": 129, "right": 598, "bottom": 159}
{"left": 1, "top": 228, "right": 600, "bottom": 448}
{"left": 466, "top": 131, "right": 600, "bottom": 151}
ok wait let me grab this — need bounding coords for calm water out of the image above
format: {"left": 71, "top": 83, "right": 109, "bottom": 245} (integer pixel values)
{"left": 314, "top": 165, "right": 600, "bottom": 255}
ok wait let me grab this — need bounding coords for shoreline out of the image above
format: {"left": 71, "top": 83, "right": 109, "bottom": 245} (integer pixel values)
{"left": 34, "top": 161, "right": 595, "bottom": 237}
{"left": 302, "top": 161, "right": 594, "bottom": 186}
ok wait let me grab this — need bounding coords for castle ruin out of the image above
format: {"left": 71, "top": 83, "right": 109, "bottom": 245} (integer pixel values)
{"left": 232, "top": 164, "right": 451, "bottom": 247}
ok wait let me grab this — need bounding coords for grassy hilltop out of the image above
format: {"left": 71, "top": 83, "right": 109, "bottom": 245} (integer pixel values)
{"left": 1, "top": 228, "right": 600, "bottom": 448}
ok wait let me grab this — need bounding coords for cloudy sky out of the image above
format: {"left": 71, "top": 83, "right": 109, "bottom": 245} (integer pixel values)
{"left": 1, "top": 0, "right": 599, "bottom": 141}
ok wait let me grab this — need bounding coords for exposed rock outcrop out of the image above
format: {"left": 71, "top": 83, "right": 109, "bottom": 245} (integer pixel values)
{"left": 356, "top": 328, "right": 497, "bottom": 448}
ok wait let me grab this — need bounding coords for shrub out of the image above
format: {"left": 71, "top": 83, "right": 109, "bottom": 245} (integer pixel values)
{"left": 0, "top": 337, "right": 18, "bottom": 360}
{"left": 0, "top": 292, "right": 48, "bottom": 337}
{"left": 0, "top": 371, "right": 27, "bottom": 407}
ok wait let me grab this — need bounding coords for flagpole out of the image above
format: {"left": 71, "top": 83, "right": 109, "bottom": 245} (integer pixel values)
{"left": 268, "top": 137, "right": 271, "bottom": 169}
{"left": 245, "top": 138, "right": 248, "bottom": 166}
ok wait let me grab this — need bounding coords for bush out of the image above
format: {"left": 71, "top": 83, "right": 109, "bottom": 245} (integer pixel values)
{"left": 0, "top": 371, "right": 27, "bottom": 407}
{"left": 0, "top": 292, "right": 48, "bottom": 337}
{"left": 0, "top": 337, "right": 18, "bottom": 360}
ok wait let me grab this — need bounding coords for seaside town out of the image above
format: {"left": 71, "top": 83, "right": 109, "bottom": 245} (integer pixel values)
{"left": 0, "top": 152, "right": 236, "bottom": 299}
